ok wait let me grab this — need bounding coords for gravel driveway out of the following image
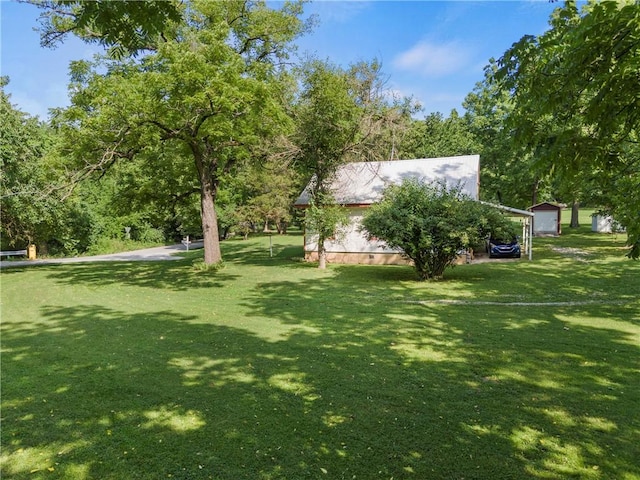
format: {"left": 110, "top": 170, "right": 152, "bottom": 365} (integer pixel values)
{"left": 0, "top": 242, "right": 203, "bottom": 269}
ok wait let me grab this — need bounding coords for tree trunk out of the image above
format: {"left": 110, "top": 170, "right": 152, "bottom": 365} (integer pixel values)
{"left": 413, "top": 252, "right": 429, "bottom": 280}
{"left": 531, "top": 178, "right": 540, "bottom": 206}
{"left": 194, "top": 147, "right": 222, "bottom": 265}
{"left": 317, "top": 233, "right": 327, "bottom": 269}
{"left": 570, "top": 200, "right": 580, "bottom": 228}
{"left": 200, "top": 185, "right": 222, "bottom": 264}
{"left": 318, "top": 251, "right": 327, "bottom": 269}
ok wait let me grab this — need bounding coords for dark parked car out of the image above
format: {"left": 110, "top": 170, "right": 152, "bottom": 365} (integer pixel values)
{"left": 489, "top": 237, "right": 521, "bottom": 258}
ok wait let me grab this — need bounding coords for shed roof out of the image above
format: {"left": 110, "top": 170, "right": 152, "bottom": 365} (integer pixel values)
{"left": 529, "top": 202, "right": 563, "bottom": 211}
{"left": 295, "top": 155, "right": 480, "bottom": 207}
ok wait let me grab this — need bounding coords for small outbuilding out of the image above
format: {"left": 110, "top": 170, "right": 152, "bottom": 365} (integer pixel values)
{"left": 591, "top": 213, "right": 625, "bottom": 233}
{"left": 529, "top": 202, "right": 562, "bottom": 236}
{"left": 592, "top": 214, "right": 614, "bottom": 233}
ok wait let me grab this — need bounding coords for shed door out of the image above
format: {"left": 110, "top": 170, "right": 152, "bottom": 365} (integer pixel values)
{"left": 534, "top": 211, "right": 557, "bottom": 233}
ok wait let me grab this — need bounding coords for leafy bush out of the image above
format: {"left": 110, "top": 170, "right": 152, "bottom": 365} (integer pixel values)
{"left": 361, "top": 179, "right": 519, "bottom": 280}
{"left": 133, "top": 225, "right": 165, "bottom": 244}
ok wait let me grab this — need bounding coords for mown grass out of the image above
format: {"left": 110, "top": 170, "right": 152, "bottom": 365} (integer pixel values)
{"left": 1, "top": 215, "right": 639, "bottom": 480}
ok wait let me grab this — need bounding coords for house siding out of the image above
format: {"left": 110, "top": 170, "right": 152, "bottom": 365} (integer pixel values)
{"left": 297, "top": 156, "right": 481, "bottom": 266}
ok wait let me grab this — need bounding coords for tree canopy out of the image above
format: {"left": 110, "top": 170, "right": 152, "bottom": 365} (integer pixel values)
{"left": 400, "top": 110, "right": 479, "bottom": 161}
{"left": 28, "top": 0, "right": 182, "bottom": 57}
{"left": 497, "top": 0, "right": 640, "bottom": 257}
{"left": 56, "top": 1, "right": 308, "bottom": 264}
{"left": 463, "top": 62, "right": 553, "bottom": 209}
{"left": 1, "top": 79, "right": 57, "bottom": 248}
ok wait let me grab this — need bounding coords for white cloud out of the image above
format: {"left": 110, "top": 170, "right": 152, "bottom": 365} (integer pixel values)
{"left": 7, "top": 91, "right": 49, "bottom": 120}
{"left": 393, "top": 41, "right": 472, "bottom": 77}
{"left": 5, "top": 80, "right": 72, "bottom": 120}
{"left": 310, "top": 0, "right": 372, "bottom": 23}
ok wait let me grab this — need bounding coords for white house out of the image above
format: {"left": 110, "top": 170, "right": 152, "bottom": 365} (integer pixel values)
{"left": 294, "top": 155, "right": 481, "bottom": 265}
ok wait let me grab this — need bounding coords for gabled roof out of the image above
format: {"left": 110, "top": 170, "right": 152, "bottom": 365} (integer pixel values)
{"left": 295, "top": 155, "right": 480, "bottom": 207}
{"left": 529, "top": 202, "right": 563, "bottom": 210}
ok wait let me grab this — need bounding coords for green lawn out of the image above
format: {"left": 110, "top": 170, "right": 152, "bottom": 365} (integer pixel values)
{"left": 1, "top": 216, "right": 639, "bottom": 479}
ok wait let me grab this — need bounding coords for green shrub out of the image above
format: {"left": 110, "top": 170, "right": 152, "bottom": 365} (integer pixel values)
{"left": 362, "top": 179, "right": 520, "bottom": 280}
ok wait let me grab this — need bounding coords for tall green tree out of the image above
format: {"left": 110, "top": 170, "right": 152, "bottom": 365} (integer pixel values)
{"left": 293, "top": 59, "right": 406, "bottom": 268}
{"left": 463, "top": 61, "right": 553, "bottom": 209}
{"left": 1, "top": 80, "right": 56, "bottom": 249}
{"left": 86, "top": 145, "right": 202, "bottom": 242}
{"left": 240, "top": 158, "right": 300, "bottom": 233}
{"left": 0, "top": 79, "right": 107, "bottom": 254}
{"left": 217, "top": 148, "right": 301, "bottom": 238}
{"left": 57, "top": 1, "right": 308, "bottom": 264}
{"left": 293, "top": 60, "right": 361, "bottom": 268}
{"left": 497, "top": 0, "right": 640, "bottom": 257}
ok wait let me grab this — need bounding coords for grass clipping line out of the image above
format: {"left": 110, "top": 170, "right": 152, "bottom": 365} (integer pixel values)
{"left": 407, "top": 299, "right": 630, "bottom": 306}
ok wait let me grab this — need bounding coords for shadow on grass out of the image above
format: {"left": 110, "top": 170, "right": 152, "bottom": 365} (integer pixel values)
{"left": 2, "top": 233, "right": 638, "bottom": 479}
{"left": 26, "top": 260, "right": 242, "bottom": 291}
{"left": 2, "top": 283, "right": 639, "bottom": 479}
{"left": 19, "top": 236, "right": 309, "bottom": 291}
{"left": 240, "top": 272, "right": 640, "bottom": 479}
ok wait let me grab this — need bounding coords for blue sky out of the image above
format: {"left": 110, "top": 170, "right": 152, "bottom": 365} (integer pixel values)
{"left": 1, "top": 1, "right": 560, "bottom": 120}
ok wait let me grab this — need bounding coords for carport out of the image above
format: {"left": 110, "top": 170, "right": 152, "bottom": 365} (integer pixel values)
{"left": 481, "top": 202, "right": 534, "bottom": 260}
